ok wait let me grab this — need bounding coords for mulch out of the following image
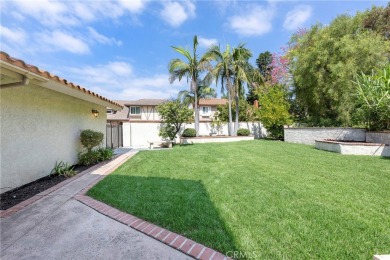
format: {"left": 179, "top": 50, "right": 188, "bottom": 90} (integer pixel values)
{"left": 0, "top": 164, "right": 92, "bottom": 210}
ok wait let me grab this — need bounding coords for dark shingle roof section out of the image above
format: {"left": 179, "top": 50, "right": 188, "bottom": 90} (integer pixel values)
{"left": 107, "top": 101, "right": 130, "bottom": 120}
{"left": 0, "top": 51, "right": 122, "bottom": 109}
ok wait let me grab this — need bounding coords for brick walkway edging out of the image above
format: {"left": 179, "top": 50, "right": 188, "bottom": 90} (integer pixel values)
{"left": 74, "top": 153, "right": 230, "bottom": 260}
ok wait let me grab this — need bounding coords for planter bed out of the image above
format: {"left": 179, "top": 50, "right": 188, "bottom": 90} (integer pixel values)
{"left": 180, "top": 135, "right": 254, "bottom": 144}
{"left": 315, "top": 139, "right": 390, "bottom": 157}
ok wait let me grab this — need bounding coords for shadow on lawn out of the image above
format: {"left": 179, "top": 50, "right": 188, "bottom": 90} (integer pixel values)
{"left": 88, "top": 175, "right": 240, "bottom": 255}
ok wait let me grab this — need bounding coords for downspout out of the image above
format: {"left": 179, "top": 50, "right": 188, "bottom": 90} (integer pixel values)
{"left": 0, "top": 76, "right": 30, "bottom": 89}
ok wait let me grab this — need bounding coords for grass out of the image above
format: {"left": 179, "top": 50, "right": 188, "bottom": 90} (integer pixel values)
{"left": 88, "top": 140, "right": 390, "bottom": 259}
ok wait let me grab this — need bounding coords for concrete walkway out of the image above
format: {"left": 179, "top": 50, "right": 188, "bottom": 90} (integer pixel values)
{"left": 0, "top": 151, "right": 191, "bottom": 260}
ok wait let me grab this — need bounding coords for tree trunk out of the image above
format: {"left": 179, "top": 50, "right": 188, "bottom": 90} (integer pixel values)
{"left": 234, "top": 91, "right": 239, "bottom": 136}
{"left": 227, "top": 88, "right": 233, "bottom": 136}
{"left": 193, "top": 80, "right": 199, "bottom": 136}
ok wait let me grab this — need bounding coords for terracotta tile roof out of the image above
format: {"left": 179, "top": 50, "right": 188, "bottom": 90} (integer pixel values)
{"left": 125, "top": 99, "right": 166, "bottom": 106}
{"left": 0, "top": 51, "right": 122, "bottom": 109}
{"left": 199, "top": 98, "right": 227, "bottom": 106}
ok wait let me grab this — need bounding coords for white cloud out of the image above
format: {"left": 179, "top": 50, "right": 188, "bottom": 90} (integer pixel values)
{"left": 283, "top": 5, "right": 312, "bottom": 31}
{"left": 0, "top": 25, "right": 26, "bottom": 43}
{"left": 65, "top": 61, "right": 185, "bottom": 100}
{"left": 11, "top": 0, "right": 79, "bottom": 27}
{"left": 118, "top": 0, "right": 147, "bottom": 14}
{"left": 198, "top": 37, "right": 218, "bottom": 48}
{"left": 160, "top": 1, "right": 196, "bottom": 27}
{"left": 88, "top": 27, "right": 122, "bottom": 46}
{"left": 5, "top": 0, "right": 148, "bottom": 27}
{"left": 40, "top": 31, "right": 90, "bottom": 54}
{"left": 230, "top": 5, "right": 275, "bottom": 36}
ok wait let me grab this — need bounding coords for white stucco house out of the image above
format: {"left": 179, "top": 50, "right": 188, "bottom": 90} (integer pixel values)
{"left": 107, "top": 98, "right": 266, "bottom": 147}
{"left": 0, "top": 51, "right": 122, "bottom": 193}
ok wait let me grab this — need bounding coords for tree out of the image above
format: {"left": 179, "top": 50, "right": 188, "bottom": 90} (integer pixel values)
{"left": 362, "top": 3, "right": 390, "bottom": 39}
{"left": 178, "top": 80, "right": 216, "bottom": 106}
{"left": 206, "top": 44, "right": 252, "bottom": 135}
{"left": 205, "top": 44, "right": 235, "bottom": 135}
{"left": 256, "top": 51, "right": 272, "bottom": 79}
{"left": 256, "top": 84, "right": 292, "bottom": 139}
{"left": 231, "top": 45, "right": 252, "bottom": 135}
{"left": 156, "top": 99, "right": 194, "bottom": 141}
{"left": 247, "top": 51, "right": 272, "bottom": 104}
{"left": 217, "top": 99, "right": 255, "bottom": 122}
{"left": 288, "top": 10, "right": 390, "bottom": 126}
{"left": 169, "top": 35, "right": 211, "bottom": 136}
{"left": 353, "top": 64, "right": 390, "bottom": 131}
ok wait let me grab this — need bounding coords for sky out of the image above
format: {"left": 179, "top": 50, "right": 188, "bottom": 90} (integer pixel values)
{"left": 0, "top": 0, "right": 388, "bottom": 101}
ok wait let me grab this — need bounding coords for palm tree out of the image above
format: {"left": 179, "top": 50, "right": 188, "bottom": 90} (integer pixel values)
{"left": 231, "top": 45, "right": 252, "bottom": 134}
{"left": 205, "top": 44, "right": 236, "bottom": 135}
{"left": 168, "top": 35, "right": 211, "bottom": 136}
{"left": 178, "top": 79, "right": 216, "bottom": 107}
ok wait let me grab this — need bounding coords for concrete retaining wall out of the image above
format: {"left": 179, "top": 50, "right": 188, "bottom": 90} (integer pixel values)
{"left": 284, "top": 127, "right": 366, "bottom": 145}
{"left": 366, "top": 132, "right": 390, "bottom": 145}
{"left": 315, "top": 140, "right": 390, "bottom": 157}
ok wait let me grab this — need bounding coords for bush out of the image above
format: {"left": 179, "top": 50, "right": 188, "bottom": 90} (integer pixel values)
{"left": 51, "top": 161, "right": 77, "bottom": 177}
{"left": 97, "top": 147, "right": 114, "bottom": 161}
{"left": 353, "top": 64, "right": 390, "bottom": 131}
{"left": 159, "top": 124, "right": 177, "bottom": 141}
{"left": 237, "top": 128, "right": 250, "bottom": 136}
{"left": 182, "top": 128, "right": 196, "bottom": 137}
{"left": 80, "top": 130, "right": 104, "bottom": 153}
{"left": 78, "top": 151, "right": 100, "bottom": 166}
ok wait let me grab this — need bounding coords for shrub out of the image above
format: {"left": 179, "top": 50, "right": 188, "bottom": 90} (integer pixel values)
{"left": 353, "top": 64, "right": 390, "bottom": 131}
{"left": 182, "top": 128, "right": 196, "bottom": 137}
{"left": 237, "top": 128, "right": 250, "bottom": 136}
{"left": 51, "top": 161, "right": 77, "bottom": 177}
{"left": 97, "top": 147, "right": 114, "bottom": 161}
{"left": 78, "top": 151, "right": 100, "bottom": 166}
{"left": 159, "top": 124, "right": 177, "bottom": 141}
{"left": 80, "top": 130, "right": 104, "bottom": 153}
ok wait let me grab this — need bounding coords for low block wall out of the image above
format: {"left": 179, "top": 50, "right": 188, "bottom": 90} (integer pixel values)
{"left": 180, "top": 136, "right": 254, "bottom": 144}
{"left": 366, "top": 132, "right": 390, "bottom": 145}
{"left": 284, "top": 127, "right": 366, "bottom": 145}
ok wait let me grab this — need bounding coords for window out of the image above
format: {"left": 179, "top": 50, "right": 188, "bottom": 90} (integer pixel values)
{"left": 106, "top": 109, "right": 113, "bottom": 114}
{"left": 201, "top": 106, "right": 211, "bottom": 115}
{"left": 130, "top": 106, "right": 141, "bottom": 115}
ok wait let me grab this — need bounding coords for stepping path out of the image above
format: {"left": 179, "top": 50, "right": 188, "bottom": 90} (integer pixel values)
{"left": 1, "top": 150, "right": 229, "bottom": 260}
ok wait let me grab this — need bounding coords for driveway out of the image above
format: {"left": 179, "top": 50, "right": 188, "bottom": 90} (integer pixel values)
{"left": 0, "top": 151, "right": 191, "bottom": 260}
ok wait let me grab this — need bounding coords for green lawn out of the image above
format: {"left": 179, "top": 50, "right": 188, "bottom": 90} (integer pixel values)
{"left": 88, "top": 140, "right": 390, "bottom": 259}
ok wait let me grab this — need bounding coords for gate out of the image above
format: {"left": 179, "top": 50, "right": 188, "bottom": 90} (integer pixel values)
{"left": 106, "top": 122, "right": 123, "bottom": 149}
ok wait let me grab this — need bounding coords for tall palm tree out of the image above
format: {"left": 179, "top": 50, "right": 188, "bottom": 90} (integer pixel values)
{"left": 231, "top": 45, "right": 252, "bottom": 134}
{"left": 205, "top": 44, "right": 236, "bottom": 135}
{"left": 168, "top": 35, "right": 211, "bottom": 136}
{"left": 178, "top": 79, "right": 216, "bottom": 106}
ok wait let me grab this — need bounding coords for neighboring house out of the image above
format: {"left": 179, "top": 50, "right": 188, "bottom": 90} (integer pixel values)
{"left": 198, "top": 98, "right": 227, "bottom": 122}
{"left": 107, "top": 99, "right": 165, "bottom": 147}
{"left": 107, "top": 98, "right": 265, "bottom": 147}
{"left": 0, "top": 51, "right": 122, "bottom": 193}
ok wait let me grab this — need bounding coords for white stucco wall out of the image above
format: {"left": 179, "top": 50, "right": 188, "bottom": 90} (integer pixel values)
{"left": 122, "top": 121, "right": 266, "bottom": 147}
{"left": 284, "top": 127, "right": 366, "bottom": 145}
{"left": 1, "top": 83, "right": 106, "bottom": 193}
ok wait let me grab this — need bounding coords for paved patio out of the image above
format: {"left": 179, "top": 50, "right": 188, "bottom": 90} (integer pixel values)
{"left": 0, "top": 150, "right": 191, "bottom": 260}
